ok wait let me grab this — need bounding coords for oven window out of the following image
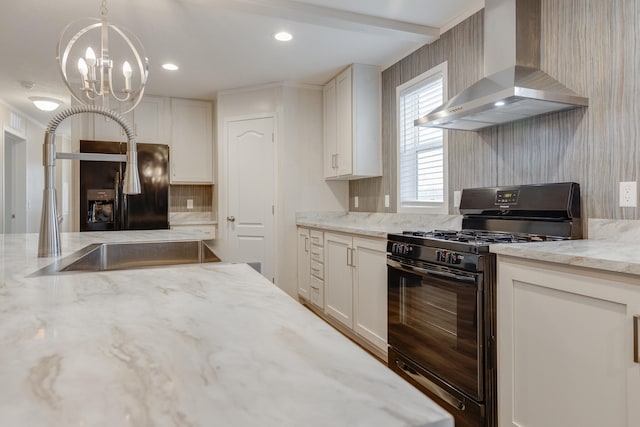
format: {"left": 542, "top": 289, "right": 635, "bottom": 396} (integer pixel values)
{"left": 389, "top": 263, "right": 483, "bottom": 399}
{"left": 403, "top": 283, "right": 458, "bottom": 345}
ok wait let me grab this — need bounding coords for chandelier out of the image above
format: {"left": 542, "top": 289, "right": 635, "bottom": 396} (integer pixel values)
{"left": 56, "top": 0, "right": 149, "bottom": 114}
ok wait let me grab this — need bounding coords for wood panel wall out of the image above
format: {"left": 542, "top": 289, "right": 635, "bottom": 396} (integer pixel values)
{"left": 349, "top": 0, "right": 640, "bottom": 221}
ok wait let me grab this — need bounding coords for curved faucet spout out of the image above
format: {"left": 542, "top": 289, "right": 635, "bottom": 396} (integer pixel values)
{"left": 38, "top": 105, "right": 141, "bottom": 257}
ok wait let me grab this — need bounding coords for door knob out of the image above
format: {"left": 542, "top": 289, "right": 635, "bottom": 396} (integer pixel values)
{"left": 227, "top": 216, "right": 236, "bottom": 222}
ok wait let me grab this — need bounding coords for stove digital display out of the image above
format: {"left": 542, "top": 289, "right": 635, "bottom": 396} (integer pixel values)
{"left": 496, "top": 190, "right": 519, "bottom": 205}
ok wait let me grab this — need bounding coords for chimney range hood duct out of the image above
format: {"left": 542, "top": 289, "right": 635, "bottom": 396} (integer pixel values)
{"left": 415, "top": 0, "right": 588, "bottom": 131}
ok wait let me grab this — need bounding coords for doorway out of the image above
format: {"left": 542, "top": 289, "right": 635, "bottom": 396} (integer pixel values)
{"left": 226, "top": 116, "right": 276, "bottom": 282}
{"left": 3, "top": 130, "right": 27, "bottom": 233}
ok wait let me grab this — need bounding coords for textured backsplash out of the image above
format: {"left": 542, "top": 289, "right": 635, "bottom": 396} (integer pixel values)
{"left": 350, "top": 0, "right": 640, "bottom": 221}
{"left": 170, "top": 184, "right": 214, "bottom": 212}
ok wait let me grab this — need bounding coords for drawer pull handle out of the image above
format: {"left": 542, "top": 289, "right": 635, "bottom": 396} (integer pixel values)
{"left": 634, "top": 315, "right": 639, "bottom": 364}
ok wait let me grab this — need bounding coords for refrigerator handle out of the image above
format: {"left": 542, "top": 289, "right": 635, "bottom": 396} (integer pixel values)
{"left": 114, "top": 170, "right": 122, "bottom": 230}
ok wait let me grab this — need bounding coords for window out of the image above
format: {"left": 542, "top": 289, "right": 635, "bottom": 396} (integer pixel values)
{"left": 397, "top": 62, "right": 447, "bottom": 212}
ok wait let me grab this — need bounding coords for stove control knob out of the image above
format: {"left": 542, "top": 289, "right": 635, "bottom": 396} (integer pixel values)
{"left": 436, "top": 250, "right": 446, "bottom": 262}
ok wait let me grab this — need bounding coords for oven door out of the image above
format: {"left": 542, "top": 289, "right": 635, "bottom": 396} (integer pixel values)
{"left": 387, "top": 255, "right": 484, "bottom": 400}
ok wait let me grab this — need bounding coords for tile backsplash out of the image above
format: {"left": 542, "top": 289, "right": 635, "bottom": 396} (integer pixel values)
{"left": 170, "top": 184, "right": 214, "bottom": 212}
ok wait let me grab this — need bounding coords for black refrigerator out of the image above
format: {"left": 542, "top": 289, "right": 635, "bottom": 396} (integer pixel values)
{"left": 80, "top": 140, "right": 170, "bottom": 231}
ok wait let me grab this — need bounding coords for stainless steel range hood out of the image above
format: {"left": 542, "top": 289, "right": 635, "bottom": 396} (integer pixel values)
{"left": 415, "top": 0, "right": 588, "bottom": 131}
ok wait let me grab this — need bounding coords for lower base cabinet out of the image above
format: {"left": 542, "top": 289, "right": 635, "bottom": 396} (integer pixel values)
{"left": 497, "top": 255, "right": 640, "bottom": 427}
{"left": 297, "top": 227, "right": 388, "bottom": 357}
{"left": 324, "top": 231, "right": 387, "bottom": 355}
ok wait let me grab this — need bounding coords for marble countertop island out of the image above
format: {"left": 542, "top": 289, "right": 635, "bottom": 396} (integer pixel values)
{"left": 0, "top": 231, "right": 452, "bottom": 427}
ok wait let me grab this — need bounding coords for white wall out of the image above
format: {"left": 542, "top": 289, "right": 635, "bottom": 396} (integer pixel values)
{"left": 0, "top": 101, "right": 74, "bottom": 234}
{"left": 216, "top": 83, "right": 348, "bottom": 297}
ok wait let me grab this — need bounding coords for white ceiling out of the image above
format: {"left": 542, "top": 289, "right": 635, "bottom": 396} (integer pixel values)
{"left": 0, "top": 0, "right": 483, "bottom": 126}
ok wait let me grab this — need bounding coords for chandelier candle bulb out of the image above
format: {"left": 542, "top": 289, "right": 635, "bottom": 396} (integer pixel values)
{"left": 122, "top": 61, "right": 132, "bottom": 92}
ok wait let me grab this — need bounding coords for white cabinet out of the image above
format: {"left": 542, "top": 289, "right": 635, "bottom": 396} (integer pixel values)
{"left": 297, "top": 228, "right": 325, "bottom": 309}
{"left": 309, "top": 230, "right": 325, "bottom": 309}
{"left": 93, "top": 95, "right": 169, "bottom": 143}
{"left": 323, "top": 64, "right": 381, "bottom": 180}
{"left": 497, "top": 255, "right": 640, "bottom": 427}
{"left": 324, "top": 231, "right": 387, "bottom": 353}
{"left": 297, "top": 228, "right": 311, "bottom": 300}
{"left": 323, "top": 79, "right": 337, "bottom": 178}
{"left": 170, "top": 99, "right": 213, "bottom": 183}
{"left": 170, "top": 223, "right": 216, "bottom": 238}
{"left": 353, "top": 237, "right": 388, "bottom": 352}
{"left": 325, "top": 232, "right": 355, "bottom": 327}
{"left": 133, "top": 96, "right": 170, "bottom": 143}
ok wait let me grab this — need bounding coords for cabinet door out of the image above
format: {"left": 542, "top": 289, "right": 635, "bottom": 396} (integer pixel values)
{"left": 323, "top": 79, "right": 337, "bottom": 179}
{"left": 324, "top": 232, "right": 354, "bottom": 328}
{"left": 134, "top": 96, "right": 169, "bottom": 143}
{"left": 297, "top": 228, "right": 310, "bottom": 300}
{"left": 353, "top": 237, "right": 388, "bottom": 353}
{"left": 170, "top": 99, "right": 213, "bottom": 183}
{"left": 93, "top": 111, "right": 132, "bottom": 142}
{"left": 92, "top": 96, "right": 167, "bottom": 143}
{"left": 497, "top": 256, "right": 640, "bottom": 427}
{"left": 335, "top": 67, "right": 353, "bottom": 176}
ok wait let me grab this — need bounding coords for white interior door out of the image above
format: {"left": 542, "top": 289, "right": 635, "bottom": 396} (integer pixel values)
{"left": 227, "top": 117, "right": 275, "bottom": 281}
{"left": 3, "top": 131, "right": 27, "bottom": 233}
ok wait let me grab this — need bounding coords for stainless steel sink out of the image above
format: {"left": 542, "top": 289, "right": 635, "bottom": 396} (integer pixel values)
{"left": 31, "top": 240, "right": 220, "bottom": 276}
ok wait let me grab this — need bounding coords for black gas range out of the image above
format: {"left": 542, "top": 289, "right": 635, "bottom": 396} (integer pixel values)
{"left": 387, "top": 182, "right": 581, "bottom": 427}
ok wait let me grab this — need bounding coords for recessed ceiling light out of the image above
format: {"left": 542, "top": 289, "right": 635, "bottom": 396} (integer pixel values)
{"left": 162, "top": 63, "right": 179, "bottom": 71}
{"left": 274, "top": 31, "right": 293, "bottom": 42}
{"left": 29, "top": 97, "right": 61, "bottom": 112}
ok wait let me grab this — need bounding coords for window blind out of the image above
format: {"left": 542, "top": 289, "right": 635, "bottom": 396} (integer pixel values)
{"left": 399, "top": 72, "right": 444, "bottom": 207}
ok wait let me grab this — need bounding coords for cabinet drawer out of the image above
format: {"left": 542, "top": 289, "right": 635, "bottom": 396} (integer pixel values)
{"left": 310, "top": 260, "right": 324, "bottom": 279}
{"left": 309, "top": 276, "right": 324, "bottom": 309}
{"left": 310, "top": 230, "right": 324, "bottom": 247}
{"left": 310, "top": 245, "right": 324, "bottom": 263}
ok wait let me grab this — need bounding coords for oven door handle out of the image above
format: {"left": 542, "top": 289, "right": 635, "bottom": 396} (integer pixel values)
{"left": 387, "top": 258, "right": 477, "bottom": 284}
{"left": 395, "top": 360, "right": 466, "bottom": 410}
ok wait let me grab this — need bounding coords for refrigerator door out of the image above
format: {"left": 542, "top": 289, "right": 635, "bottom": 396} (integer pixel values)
{"left": 80, "top": 141, "right": 123, "bottom": 231}
{"left": 123, "top": 143, "right": 170, "bottom": 230}
{"left": 80, "top": 141, "right": 170, "bottom": 231}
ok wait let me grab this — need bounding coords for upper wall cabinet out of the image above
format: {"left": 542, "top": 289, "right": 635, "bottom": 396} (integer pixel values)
{"left": 92, "top": 95, "right": 170, "bottom": 143}
{"left": 170, "top": 98, "right": 213, "bottom": 184}
{"left": 323, "top": 64, "right": 381, "bottom": 180}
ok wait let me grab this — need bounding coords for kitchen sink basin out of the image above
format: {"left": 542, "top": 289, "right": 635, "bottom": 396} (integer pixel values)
{"left": 31, "top": 239, "right": 220, "bottom": 276}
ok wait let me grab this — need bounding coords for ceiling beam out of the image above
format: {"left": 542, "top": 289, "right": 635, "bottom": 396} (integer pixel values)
{"left": 215, "top": 0, "right": 440, "bottom": 43}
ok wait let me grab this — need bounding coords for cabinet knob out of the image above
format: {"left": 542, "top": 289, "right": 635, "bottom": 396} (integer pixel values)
{"left": 227, "top": 216, "right": 236, "bottom": 222}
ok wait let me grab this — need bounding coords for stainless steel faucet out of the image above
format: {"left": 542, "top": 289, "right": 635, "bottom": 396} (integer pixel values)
{"left": 38, "top": 105, "right": 141, "bottom": 257}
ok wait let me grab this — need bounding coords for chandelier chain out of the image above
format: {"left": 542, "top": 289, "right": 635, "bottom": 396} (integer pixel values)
{"left": 100, "top": 0, "right": 108, "bottom": 17}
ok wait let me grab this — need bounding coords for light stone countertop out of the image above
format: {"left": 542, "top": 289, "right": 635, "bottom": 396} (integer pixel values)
{"left": 490, "top": 240, "right": 640, "bottom": 277}
{"left": 299, "top": 213, "right": 640, "bottom": 277}
{"left": 296, "top": 211, "right": 462, "bottom": 238}
{"left": 0, "top": 231, "right": 452, "bottom": 427}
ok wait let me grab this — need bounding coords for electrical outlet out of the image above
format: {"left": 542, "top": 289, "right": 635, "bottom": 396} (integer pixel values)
{"left": 454, "top": 191, "right": 462, "bottom": 208}
{"left": 187, "top": 199, "right": 194, "bottom": 209}
{"left": 384, "top": 194, "right": 390, "bottom": 208}
{"left": 619, "top": 182, "right": 637, "bottom": 207}
{"left": 354, "top": 196, "right": 359, "bottom": 208}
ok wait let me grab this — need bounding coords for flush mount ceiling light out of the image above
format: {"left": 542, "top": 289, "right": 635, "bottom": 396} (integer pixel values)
{"left": 29, "top": 97, "right": 61, "bottom": 112}
{"left": 274, "top": 31, "right": 293, "bottom": 42}
{"left": 162, "top": 63, "right": 179, "bottom": 71}
{"left": 57, "top": 0, "right": 149, "bottom": 114}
